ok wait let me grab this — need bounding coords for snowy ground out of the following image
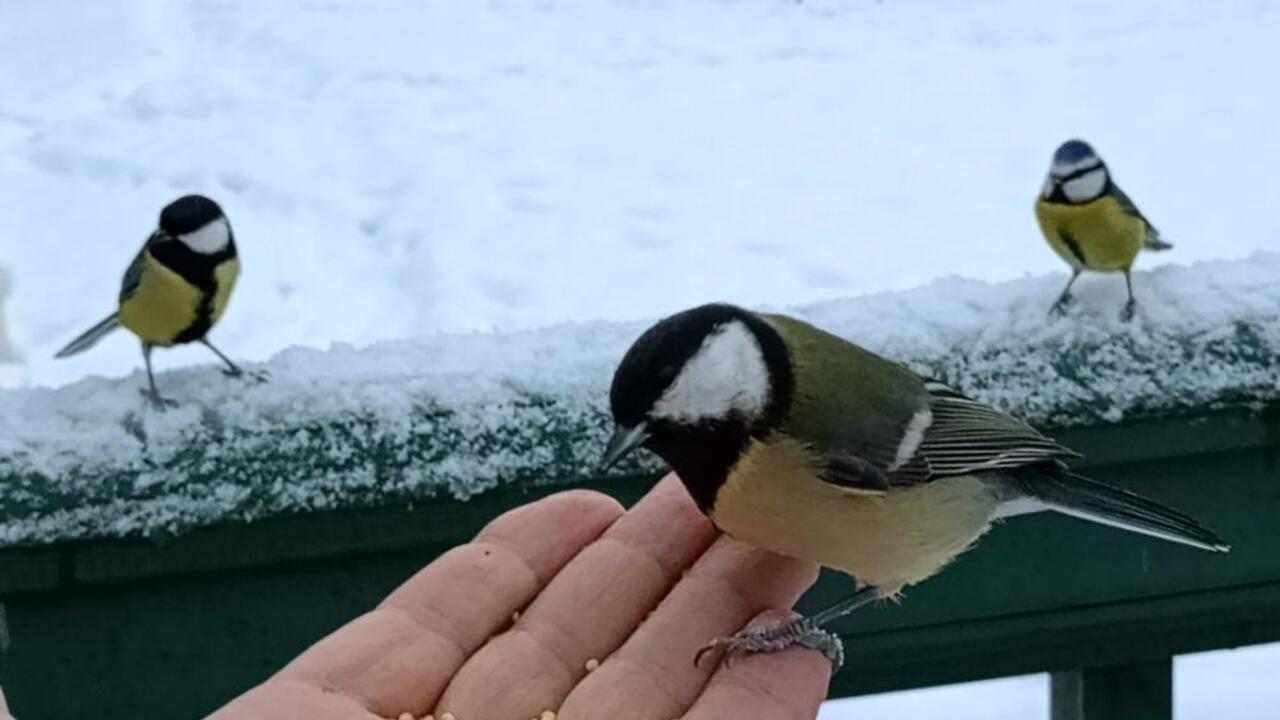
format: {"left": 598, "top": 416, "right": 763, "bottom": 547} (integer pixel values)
{"left": 822, "top": 644, "right": 1280, "bottom": 720}
{"left": 2, "top": 0, "right": 1279, "bottom": 389}
{"left": 1, "top": 0, "right": 1278, "bottom": 716}
{"left": 0, "top": 266, "right": 18, "bottom": 387}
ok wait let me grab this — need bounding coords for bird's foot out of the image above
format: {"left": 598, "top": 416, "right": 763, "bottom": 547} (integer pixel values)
{"left": 1120, "top": 299, "right": 1137, "bottom": 323}
{"left": 224, "top": 367, "right": 269, "bottom": 383}
{"left": 1049, "top": 294, "right": 1073, "bottom": 317}
{"left": 694, "top": 617, "right": 844, "bottom": 670}
{"left": 140, "top": 388, "right": 178, "bottom": 410}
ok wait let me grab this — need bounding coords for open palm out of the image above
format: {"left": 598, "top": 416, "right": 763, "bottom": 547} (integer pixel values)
{"left": 206, "top": 474, "right": 830, "bottom": 720}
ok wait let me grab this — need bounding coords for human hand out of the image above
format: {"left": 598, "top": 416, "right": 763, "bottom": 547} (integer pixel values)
{"left": 0, "top": 685, "right": 12, "bottom": 720}
{"left": 208, "top": 474, "right": 829, "bottom": 720}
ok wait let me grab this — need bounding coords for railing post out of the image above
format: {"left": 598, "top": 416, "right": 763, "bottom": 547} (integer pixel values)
{"left": 1050, "top": 658, "right": 1172, "bottom": 720}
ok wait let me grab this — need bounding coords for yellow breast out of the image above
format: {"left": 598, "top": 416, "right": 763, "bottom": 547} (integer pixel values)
{"left": 118, "top": 254, "right": 203, "bottom": 345}
{"left": 211, "top": 257, "right": 240, "bottom": 324}
{"left": 117, "top": 254, "right": 239, "bottom": 346}
{"left": 1035, "top": 196, "right": 1146, "bottom": 272}
{"left": 709, "top": 435, "right": 999, "bottom": 593}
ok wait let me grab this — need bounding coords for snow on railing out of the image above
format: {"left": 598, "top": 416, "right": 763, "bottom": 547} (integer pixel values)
{"left": 0, "top": 262, "right": 20, "bottom": 387}
{"left": 2, "top": 254, "right": 1278, "bottom": 546}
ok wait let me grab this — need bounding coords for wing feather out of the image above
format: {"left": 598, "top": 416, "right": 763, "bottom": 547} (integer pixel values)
{"left": 911, "top": 380, "right": 1079, "bottom": 478}
{"left": 763, "top": 314, "right": 1078, "bottom": 490}
{"left": 1108, "top": 185, "right": 1169, "bottom": 250}
{"left": 119, "top": 231, "right": 165, "bottom": 303}
{"left": 804, "top": 378, "right": 1078, "bottom": 488}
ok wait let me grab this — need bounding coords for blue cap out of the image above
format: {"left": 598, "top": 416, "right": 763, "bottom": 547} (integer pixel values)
{"left": 1052, "top": 139, "right": 1099, "bottom": 166}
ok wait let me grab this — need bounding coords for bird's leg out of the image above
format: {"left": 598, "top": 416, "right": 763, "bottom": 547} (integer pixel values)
{"left": 201, "top": 339, "right": 268, "bottom": 382}
{"left": 139, "top": 343, "right": 177, "bottom": 409}
{"left": 1049, "top": 270, "right": 1081, "bottom": 316}
{"left": 1120, "top": 270, "right": 1137, "bottom": 322}
{"left": 694, "top": 585, "right": 880, "bottom": 670}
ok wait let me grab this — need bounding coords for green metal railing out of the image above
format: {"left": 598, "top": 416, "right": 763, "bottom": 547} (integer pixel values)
{"left": 0, "top": 410, "right": 1276, "bottom": 719}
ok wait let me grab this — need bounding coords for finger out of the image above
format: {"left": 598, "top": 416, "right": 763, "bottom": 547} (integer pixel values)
{"left": 0, "top": 686, "right": 9, "bottom": 719}
{"left": 223, "top": 489, "right": 623, "bottom": 720}
{"left": 683, "top": 610, "right": 832, "bottom": 720}
{"left": 558, "top": 536, "right": 818, "bottom": 720}
{"left": 437, "top": 474, "right": 718, "bottom": 720}
{"left": 205, "top": 679, "right": 381, "bottom": 720}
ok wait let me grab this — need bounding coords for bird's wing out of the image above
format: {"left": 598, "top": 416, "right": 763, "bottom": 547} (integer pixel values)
{"left": 911, "top": 380, "right": 1080, "bottom": 479}
{"left": 118, "top": 231, "right": 164, "bottom": 303}
{"left": 1109, "top": 184, "right": 1169, "bottom": 249}
{"left": 761, "top": 314, "right": 934, "bottom": 492}
{"left": 797, "top": 377, "right": 1079, "bottom": 491}
{"left": 761, "top": 315, "right": 1080, "bottom": 491}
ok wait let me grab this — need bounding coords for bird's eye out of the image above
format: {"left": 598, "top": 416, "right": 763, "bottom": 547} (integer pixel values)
{"left": 657, "top": 364, "right": 679, "bottom": 381}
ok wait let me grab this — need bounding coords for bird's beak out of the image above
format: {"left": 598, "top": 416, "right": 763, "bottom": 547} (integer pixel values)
{"left": 600, "top": 422, "right": 651, "bottom": 472}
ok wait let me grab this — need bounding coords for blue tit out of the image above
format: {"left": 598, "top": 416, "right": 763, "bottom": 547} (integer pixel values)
{"left": 603, "top": 304, "right": 1226, "bottom": 667}
{"left": 1035, "top": 140, "right": 1171, "bottom": 321}
{"left": 55, "top": 195, "right": 247, "bottom": 408}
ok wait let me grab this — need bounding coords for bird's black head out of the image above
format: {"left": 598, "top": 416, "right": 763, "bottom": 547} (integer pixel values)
{"left": 603, "top": 303, "right": 793, "bottom": 511}
{"left": 159, "top": 195, "right": 224, "bottom": 235}
{"left": 157, "top": 195, "right": 232, "bottom": 256}
{"left": 1042, "top": 139, "right": 1110, "bottom": 203}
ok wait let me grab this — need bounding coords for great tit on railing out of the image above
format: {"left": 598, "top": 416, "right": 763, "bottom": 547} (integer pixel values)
{"left": 602, "top": 304, "right": 1226, "bottom": 667}
{"left": 1036, "top": 139, "right": 1171, "bottom": 321}
{"left": 55, "top": 195, "right": 252, "bottom": 408}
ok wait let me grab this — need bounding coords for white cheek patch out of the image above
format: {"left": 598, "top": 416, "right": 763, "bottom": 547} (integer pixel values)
{"left": 179, "top": 217, "right": 231, "bottom": 254}
{"left": 1062, "top": 168, "right": 1107, "bottom": 202}
{"left": 653, "top": 320, "right": 770, "bottom": 424}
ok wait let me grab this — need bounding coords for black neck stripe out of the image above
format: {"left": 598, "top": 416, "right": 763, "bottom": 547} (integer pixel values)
{"left": 148, "top": 240, "right": 237, "bottom": 343}
{"left": 1054, "top": 161, "right": 1105, "bottom": 184}
{"left": 1059, "top": 229, "right": 1088, "bottom": 265}
{"left": 738, "top": 313, "right": 793, "bottom": 434}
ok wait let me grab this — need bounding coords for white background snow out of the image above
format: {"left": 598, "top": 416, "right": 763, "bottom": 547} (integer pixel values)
{"left": 0, "top": 0, "right": 1277, "bottom": 716}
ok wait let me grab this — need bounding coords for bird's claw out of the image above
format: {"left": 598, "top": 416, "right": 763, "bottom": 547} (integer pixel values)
{"left": 694, "top": 619, "right": 845, "bottom": 670}
{"left": 1120, "top": 299, "right": 1137, "bottom": 322}
{"left": 224, "top": 367, "right": 269, "bottom": 383}
{"left": 694, "top": 636, "right": 735, "bottom": 669}
{"left": 140, "top": 388, "right": 178, "bottom": 410}
{"left": 1049, "top": 294, "right": 1073, "bottom": 317}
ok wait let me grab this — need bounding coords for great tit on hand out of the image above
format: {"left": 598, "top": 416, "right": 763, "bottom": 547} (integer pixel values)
{"left": 1036, "top": 139, "right": 1171, "bottom": 321}
{"left": 55, "top": 195, "right": 251, "bottom": 408}
{"left": 603, "top": 304, "right": 1226, "bottom": 667}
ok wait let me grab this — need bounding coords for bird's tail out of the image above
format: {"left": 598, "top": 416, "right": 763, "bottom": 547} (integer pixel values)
{"left": 54, "top": 312, "right": 122, "bottom": 358}
{"left": 1143, "top": 233, "right": 1173, "bottom": 251}
{"left": 1022, "top": 472, "right": 1228, "bottom": 552}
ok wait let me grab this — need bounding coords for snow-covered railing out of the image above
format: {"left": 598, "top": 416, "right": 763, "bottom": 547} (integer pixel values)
{"left": 2, "top": 256, "right": 1280, "bottom": 720}
{"left": 2, "top": 254, "right": 1280, "bottom": 548}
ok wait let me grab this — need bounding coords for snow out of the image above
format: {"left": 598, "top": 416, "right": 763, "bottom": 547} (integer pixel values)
{"left": 1176, "top": 644, "right": 1280, "bottom": 719}
{"left": 794, "top": 253, "right": 1280, "bottom": 425}
{"left": 821, "top": 675, "right": 1048, "bottom": 720}
{"left": 0, "top": 263, "right": 19, "bottom": 388}
{"left": 1, "top": 0, "right": 1278, "bottom": 715}
{"left": 2, "top": 253, "right": 1278, "bottom": 547}
{"left": 1, "top": 0, "right": 1277, "bottom": 390}
{"left": 0, "top": 318, "right": 643, "bottom": 544}
{"left": 822, "top": 644, "right": 1280, "bottom": 720}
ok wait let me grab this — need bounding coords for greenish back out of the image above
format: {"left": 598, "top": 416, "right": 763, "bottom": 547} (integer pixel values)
{"left": 762, "top": 313, "right": 928, "bottom": 470}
